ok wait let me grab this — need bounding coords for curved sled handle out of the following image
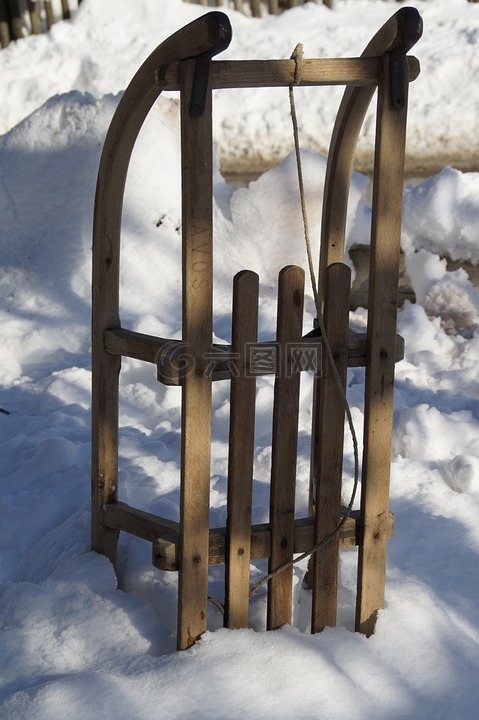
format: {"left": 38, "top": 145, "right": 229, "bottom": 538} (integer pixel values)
{"left": 156, "top": 11, "right": 232, "bottom": 83}
{"left": 93, "top": 12, "right": 232, "bottom": 327}
{"left": 92, "top": 13, "right": 233, "bottom": 564}
{"left": 318, "top": 7, "right": 422, "bottom": 298}
{"left": 156, "top": 12, "right": 232, "bottom": 117}
{"left": 360, "top": 7, "right": 422, "bottom": 58}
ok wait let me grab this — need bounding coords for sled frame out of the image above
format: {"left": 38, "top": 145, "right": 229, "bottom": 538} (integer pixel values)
{"left": 91, "top": 9, "right": 422, "bottom": 649}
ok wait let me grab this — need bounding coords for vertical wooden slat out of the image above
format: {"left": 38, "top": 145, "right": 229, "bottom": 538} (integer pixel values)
{"left": 0, "top": 0, "right": 11, "bottom": 48}
{"left": 250, "top": 0, "right": 261, "bottom": 17}
{"left": 268, "top": 0, "right": 279, "bottom": 13}
{"left": 60, "top": 0, "right": 70, "bottom": 20}
{"left": 44, "top": 1, "right": 55, "bottom": 29}
{"left": 8, "top": 0, "right": 22, "bottom": 40}
{"left": 233, "top": 0, "right": 243, "bottom": 11}
{"left": 355, "top": 53, "right": 409, "bottom": 636}
{"left": 177, "top": 57, "right": 214, "bottom": 651}
{"left": 267, "top": 265, "right": 304, "bottom": 630}
{"left": 225, "top": 270, "right": 259, "bottom": 629}
{"left": 311, "top": 262, "right": 350, "bottom": 632}
{"left": 27, "top": 0, "right": 41, "bottom": 34}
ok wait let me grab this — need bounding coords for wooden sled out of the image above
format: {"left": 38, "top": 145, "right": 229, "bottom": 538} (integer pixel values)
{"left": 91, "top": 9, "right": 422, "bottom": 650}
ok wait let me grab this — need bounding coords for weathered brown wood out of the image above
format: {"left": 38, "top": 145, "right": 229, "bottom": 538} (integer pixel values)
{"left": 158, "top": 56, "right": 419, "bottom": 91}
{"left": 225, "top": 271, "right": 259, "bottom": 629}
{"left": 153, "top": 510, "right": 395, "bottom": 570}
{"left": 318, "top": 10, "right": 421, "bottom": 304}
{"left": 60, "top": 0, "right": 70, "bottom": 19}
{"left": 91, "top": 11, "right": 232, "bottom": 571}
{"left": 104, "top": 326, "right": 403, "bottom": 384}
{"left": 91, "top": 8, "right": 421, "bottom": 649}
{"left": 152, "top": 511, "right": 395, "bottom": 570}
{"left": 250, "top": 0, "right": 261, "bottom": 17}
{"left": 0, "top": 0, "right": 11, "bottom": 48}
{"left": 27, "top": 1, "right": 41, "bottom": 35}
{"left": 355, "top": 52, "right": 409, "bottom": 637}
{"left": 267, "top": 266, "right": 304, "bottom": 630}
{"left": 8, "top": 0, "right": 22, "bottom": 40}
{"left": 101, "top": 501, "right": 179, "bottom": 541}
{"left": 177, "top": 57, "right": 214, "bottom": 651}
{"left": 44, "top": 1, "right": 55, "bottom": 29}
{"left": 311, "top": 263, "right": 351, "bottom": 633}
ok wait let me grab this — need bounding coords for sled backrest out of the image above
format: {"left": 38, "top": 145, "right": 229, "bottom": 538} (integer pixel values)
{"left": 92, "top": 9, "right": 422, "bottom": 649}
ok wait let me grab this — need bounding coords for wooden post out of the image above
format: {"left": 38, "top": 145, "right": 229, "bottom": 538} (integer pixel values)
{"left": 311, "top": 263, "right": 350, "bottom": 632}
{"left": 44, "top": 1, "right": 55, "bottom": 29}
{"left": 60, "top": 0, "right": 71, "bottom": 20}
{"left": 355, "top": 52, "right": 409, "bottom": 636}
{"left": 250, "top": 0, "right": 261, "bottom": 17}
{"left": 8, "top": 0, "right": 22, "bottom": 40}
{"left": 0, "top": 0, "right": 11, "bottom": 48}
{"left": 177, "top": 57, "right": 214, "bottom": 651}
{"left": 225, "top": 270, "right": 259, "bottom": 628}
{"left": 27, "top": 0, "right": 41, "bottom": 34}
{"left": 267, "top": 266, "right": 304, "bottom": 630}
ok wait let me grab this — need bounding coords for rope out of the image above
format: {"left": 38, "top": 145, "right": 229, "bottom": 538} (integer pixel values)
{"left": 248, "top": 45, "right": 361, "bottom": 599}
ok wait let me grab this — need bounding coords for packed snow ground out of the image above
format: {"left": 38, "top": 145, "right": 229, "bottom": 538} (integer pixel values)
{"left": 1, "top": 1, "right": 479, "bottom": 718}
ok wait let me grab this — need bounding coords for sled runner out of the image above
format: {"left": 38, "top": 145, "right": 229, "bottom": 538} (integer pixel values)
{"left": 91, "top": 8, "right": 422, "bottom": 649}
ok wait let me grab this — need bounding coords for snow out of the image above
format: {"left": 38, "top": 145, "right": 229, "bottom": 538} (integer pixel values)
{"left": 1, "top": 0, "right": 479, "bottom": 718}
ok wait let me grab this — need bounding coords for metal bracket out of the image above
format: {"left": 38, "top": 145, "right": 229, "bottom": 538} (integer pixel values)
{"left": 389, "top": 51, "right": 408, "bottom": 110}
{"left": 189, "top": 54, "right": 212, "bottom": 117}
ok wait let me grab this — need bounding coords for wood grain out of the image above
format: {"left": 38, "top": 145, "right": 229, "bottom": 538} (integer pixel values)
{"left": 177, "top": 58, "right": 214, "bottom": 651}
{"left": 267, "top": 266, "right": 304, "bottom": 630}
{"left": 225, "top": 271, "right": 259, "bottom": 628}
{"left": 355, "top": 52, "right": 409, "bottom": 636}
{"left": 311, "top": 263, "right": 351, "bottom": 633}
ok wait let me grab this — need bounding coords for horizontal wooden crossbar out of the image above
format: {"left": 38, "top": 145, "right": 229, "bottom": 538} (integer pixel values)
{"left": 104, "top": 327, "right": 404, "bottom": 385}
{"left": 101, "top": 501, "right": 179, "bottom": 540}
{"left": 151, "top": 510, "right": 395, "bottom": 571}
{"left": 100, "top": 502, "right": 394, "bottom": 573}
{"left": 157, "top": 57, "right": 420, "bottom": 91}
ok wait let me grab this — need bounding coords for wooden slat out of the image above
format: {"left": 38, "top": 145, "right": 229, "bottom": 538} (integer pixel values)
{"left": 9, "top": 0, "right": 23, "bottom": 40}
{"left": 311, "top": 263, "right": 351, "bottom": 633}
{"left": 44, "top": 1, "right": 55, "bottom": 29}
{"left": 158, "top": 57, "right": 419, "bottom": 90}
{"left": 250, "top": 0, "right": 261, "bottom": 17}
{"left": 267, "top": 266, "right": 304, "bottom": 630}
{"left": 355, "top": 53, "right": 409, "bottom": 637}
{"left": 152, "top": 511, "right": 394, "bottom": 570}
{"left": 318, "top": 12, "right": 421, "bottom": 304}
{"left": 60, "top": 0, "right": 71, "bottom": 19}
{"left": 101, "top": 501, "right": 179, "bottom": 541}
{"left": 27, "top": 0, "right": 41, "bottom": 35}
{"left": 177, "top": 58, "right": 214, "bottom": 651}
{"left": 225, "top": 271, "right": 259, "bottom": 629}
{"left": 0, "top": 0, "right": 11, "bottom": 48}
{"left": 159, "top": 57, "right": 395, "bottom": 91}
{"left": 104, "top": 327, "right": 403, "bottom": 381}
